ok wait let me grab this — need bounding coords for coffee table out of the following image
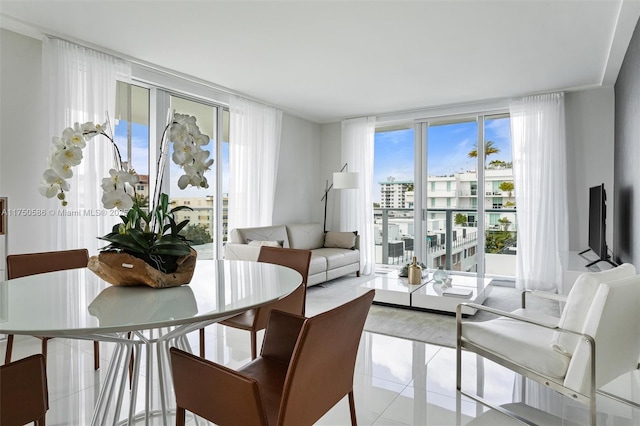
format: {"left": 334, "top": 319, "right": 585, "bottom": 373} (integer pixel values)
{"left": 358, "top": 270, "right": 492, "bottom": 315}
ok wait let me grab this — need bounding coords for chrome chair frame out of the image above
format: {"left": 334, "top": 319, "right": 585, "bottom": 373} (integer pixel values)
{"left": 456, "top": 301, "right": 597, "bottom": 426}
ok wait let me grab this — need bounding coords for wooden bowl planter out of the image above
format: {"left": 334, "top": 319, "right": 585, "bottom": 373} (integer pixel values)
{"left": 88, "top": 249, "right": 197, "bottom": 289}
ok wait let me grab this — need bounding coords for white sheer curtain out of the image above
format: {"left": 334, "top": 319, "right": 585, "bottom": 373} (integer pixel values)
{"left": 510, "top": 92, "right": 568, "bottom": 291}
{"left": 228, "top": 96, "right": 283, "bottom": 230}
{"left": 341, "top": 116, "right": 376, "bottom": 275}
{"left": 43, "top": 38, "right": 131, "bottom": 255}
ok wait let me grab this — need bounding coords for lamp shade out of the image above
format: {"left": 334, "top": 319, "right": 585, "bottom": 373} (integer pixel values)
{"left": 333, "top": 172, "right": 359, "bottom": 189}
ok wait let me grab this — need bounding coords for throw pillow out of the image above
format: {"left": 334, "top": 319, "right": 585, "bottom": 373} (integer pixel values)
{"left": 324, "top": 231, "right": 357, "bottom": 249}
{"left": 247, "top": 239, "right": 284, "bottom": 248}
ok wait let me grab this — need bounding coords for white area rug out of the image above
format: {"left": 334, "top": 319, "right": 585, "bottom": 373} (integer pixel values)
{"left": 306, "top": 273, "right": 561, "bottom": 348}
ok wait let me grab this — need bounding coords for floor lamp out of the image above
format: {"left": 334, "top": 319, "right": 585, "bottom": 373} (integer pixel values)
{"left": 321, "top": 163, "right": 359, "bottom": 233}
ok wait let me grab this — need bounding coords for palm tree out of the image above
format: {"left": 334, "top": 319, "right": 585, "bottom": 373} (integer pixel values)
{"left": 468, "top": 140, "right": 500, "bottom": 161}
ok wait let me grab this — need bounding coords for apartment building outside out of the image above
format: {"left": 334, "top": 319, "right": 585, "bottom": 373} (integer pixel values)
{"left": 376, "top": 165, "right": 516, "bottom": 276}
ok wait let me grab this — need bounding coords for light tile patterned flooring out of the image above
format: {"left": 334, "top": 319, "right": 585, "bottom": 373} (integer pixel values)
{"left": 2, "top": 304, "right": 639, "bottom": 425}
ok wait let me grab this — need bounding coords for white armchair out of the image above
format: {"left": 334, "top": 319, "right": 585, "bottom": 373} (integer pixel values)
{"left": 456, "top": 264, "right": 640, "bottom": 425}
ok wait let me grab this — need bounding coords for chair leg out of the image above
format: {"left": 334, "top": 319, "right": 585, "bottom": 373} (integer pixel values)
{"left": 348, "top": 390, "right": 357, "bottom": 425}
{"left": 176, "top": 406, "right": 186, "bottom": 426}
{"left": 127, "top": 332, "right": 133, "bottom": 388}
{"left": 199, "top": 328, "right": 205, "bottom": 358}
{"left": 4, "top": 334, "right": 13, "bottom": 364}
{"left": 93, "top": 341, "right": 100, "bottom": 370}
{"left": 42, "top": 338, "right": 49, "bottom": 360}
{"left": 250, "top": 331, "right": 257, "bottom": 360}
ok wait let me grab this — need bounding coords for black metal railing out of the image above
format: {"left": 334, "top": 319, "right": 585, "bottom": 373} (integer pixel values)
{"left": 374, "top": 207, "right": 517, "bottom": 274}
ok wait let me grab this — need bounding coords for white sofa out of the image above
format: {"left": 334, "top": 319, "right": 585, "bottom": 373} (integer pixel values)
{"left": 224, "top": 223, "right": 360, "bottom": 286}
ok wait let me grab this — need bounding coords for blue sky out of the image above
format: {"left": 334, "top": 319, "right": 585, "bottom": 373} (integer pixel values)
{"left": 373, "top": 117, "right": 511, "bottom": 203}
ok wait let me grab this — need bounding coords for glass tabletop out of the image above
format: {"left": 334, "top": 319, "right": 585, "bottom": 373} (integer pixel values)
{"left": 0, "top": 259, "right": 302, "bottom": 336}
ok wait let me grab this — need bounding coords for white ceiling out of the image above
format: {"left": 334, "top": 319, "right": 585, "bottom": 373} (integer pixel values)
{"left": 1, "top": 0, "right": 639, "bottom": 123}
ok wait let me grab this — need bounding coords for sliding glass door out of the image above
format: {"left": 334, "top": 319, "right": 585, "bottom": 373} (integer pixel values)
{"left": 374, "top": 112, "right": 516, "bottom": 279}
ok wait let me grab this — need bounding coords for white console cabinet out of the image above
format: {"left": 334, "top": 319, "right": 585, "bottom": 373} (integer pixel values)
{"left": 559, "top": 250, "right": 612, "bottom": 294}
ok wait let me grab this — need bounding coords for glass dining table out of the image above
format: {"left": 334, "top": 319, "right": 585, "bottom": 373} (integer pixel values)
{"left": 0, "top": 259, "right": 302, "bottom": 425}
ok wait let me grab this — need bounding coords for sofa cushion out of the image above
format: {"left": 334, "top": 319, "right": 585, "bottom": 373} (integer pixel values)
{"left": 286, "top": 223, "right": 324, "bottom": 250}
{"left": 551, "top": 263, "right": 635, "bottom": 356}
{"left": 324, "top": 231, "right": 358, "bottom": 249}
{"left": 309, "top": 253, "right": 327, "bottom": 276}
{"left": 313, "top": 248, "right": 360, "bottom": 270}
{"left": 247, "top": 240, "right": 284, "bottom": 248}
{"left": 230, "top": 225, "right": 290, "bottom": 248}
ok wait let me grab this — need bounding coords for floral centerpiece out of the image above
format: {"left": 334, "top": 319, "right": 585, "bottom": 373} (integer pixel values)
{"left": 39, "top": 112, "right": 213, "bottom": 287}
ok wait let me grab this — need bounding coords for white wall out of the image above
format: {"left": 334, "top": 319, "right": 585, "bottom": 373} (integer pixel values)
{"left": 319, "top": 122, "right": 342, "bottom": 231}
{"left": 565, "top": 87, "right": 615, "bottom": 252}
{"left": 273, "top": 113, "right": 321, "bottom": 225}
{"left": 0, "top": 29, "right": 51, "bottom": 255}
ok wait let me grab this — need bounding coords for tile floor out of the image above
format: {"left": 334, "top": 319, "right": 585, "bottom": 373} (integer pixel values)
{"left": 3, "top": 324, "right": 640, "bottom": 425}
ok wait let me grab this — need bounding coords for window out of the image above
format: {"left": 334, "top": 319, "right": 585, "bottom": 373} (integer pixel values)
{"left": 115, "top": 82, "right": 230, "bottom": 259}
{"left": 374, "top": 110, "right": 516, "bottom": 279}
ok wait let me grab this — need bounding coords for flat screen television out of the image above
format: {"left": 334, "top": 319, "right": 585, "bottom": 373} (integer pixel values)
{"left": 581, "top": 183, "right": 614, "bottom": 267}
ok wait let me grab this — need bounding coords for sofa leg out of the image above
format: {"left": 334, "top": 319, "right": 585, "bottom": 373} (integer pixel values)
{"left": 357, "top": 271, "right": 361, "bottom": 277}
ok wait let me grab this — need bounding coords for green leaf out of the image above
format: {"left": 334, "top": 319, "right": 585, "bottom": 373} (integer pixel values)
{"left": 97, "top": 234, "right": 146, "bottom": 254}
{"left": 170, "top": 205, "right": 193, "bottom": 214}
{"left": 175, "top": 219, "right": 190, "bottom": 233}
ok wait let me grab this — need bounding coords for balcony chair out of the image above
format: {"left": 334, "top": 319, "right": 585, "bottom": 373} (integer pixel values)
{"left": 456, "top": 263, "right": 640, "bottom": 425}
{"left": 199, "top": 246, "right": 312, "bottom": 359}
{"left": 171, "top": 289, "right": 375, "bottom": 426}
{"left": 0, "top": 354, "right": 49, "bottom": 426}
{"left": 4, "top": 249, "right": 101, "bottom": 370}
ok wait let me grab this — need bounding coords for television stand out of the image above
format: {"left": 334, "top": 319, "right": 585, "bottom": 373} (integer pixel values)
{"left": 578, "top": 248, "right": 618, "bottom": 268}
{"left": 560, "top": 251, "right": 615, "bottom": 294}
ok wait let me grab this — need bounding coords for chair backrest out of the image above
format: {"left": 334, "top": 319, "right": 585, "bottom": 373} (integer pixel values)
{"left": 0, "top": 354, "right": 48, "bottom": 425}
{"left": 563, "top": 274, "right": 640, "bottom": 395}
{"left": 551, "top": 263, "right": 636, "bottom": 355}
{"left": 254, "top": 247, "right": 312, "bottom": 327}
{"left": 7, "top": 249, "right": 90, "bottom": 279}
{"left": 277, "top": 289, "right": 375, "bottom": 425}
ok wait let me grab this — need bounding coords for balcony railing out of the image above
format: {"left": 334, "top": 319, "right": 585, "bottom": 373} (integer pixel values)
{"left": 374, "top": 207, "right": 517, "bottom": 277}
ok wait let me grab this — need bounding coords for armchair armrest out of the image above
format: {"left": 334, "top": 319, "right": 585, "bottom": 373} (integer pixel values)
{"left": 261, "top": 310, "right": 306, "bottom": 365}
{"left": 456, "top": 302, "right": 594, "bottom": 342}
{"left": 522, "top": 289, "right": 567, "bottom": 308}
{"left": 169, "top": 347, "right": 268, "bottom": 425}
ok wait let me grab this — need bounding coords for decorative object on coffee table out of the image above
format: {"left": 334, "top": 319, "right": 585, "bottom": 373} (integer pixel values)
{"left": 408, "top": 256, "right": 422, "bottom": 285}
{"left": 399, "top": 260, "right": 427, "bottom": 277}
{"left": 433, "top": 266, "right": 448, "bottom": 283}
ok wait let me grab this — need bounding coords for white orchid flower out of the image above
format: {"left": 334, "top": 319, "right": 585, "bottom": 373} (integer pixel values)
{"left": 196, "top": 133, "right": 210, "bottom": 146}
{"left": 172, "top": 141, "right": 196, "bottom": 165}
{"left": 51, "top": 136, "right": 66, "bottom": 150}
{"left": 39, "top": 183, "right": 60, "bottom": 198}
{"left": 62, "top": 127, "right": 86, "bottom": 149}
{"left": 177, "top": 172, "right": 205, "bottom": 190}
{"left": 120, "top": 162, "right": 140, "bottom": 185}
{"left": 102, "top": 168, "right": 135, "bottom": 192}
{"left": 51, "top": 159, "right": 74, "bottom": 179}
{"left": 102, "top": 188, "right": 134, "bottom": 210}
{"left": 54, "top": 145, "right": 83, "bottom": 166}
{"left": 42, "top": 169, "right": 70, "bottom": 191}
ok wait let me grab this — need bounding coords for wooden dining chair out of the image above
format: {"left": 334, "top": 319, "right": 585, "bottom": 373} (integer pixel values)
{"left": 0, "top": 354, "right": 49, "bottom": 426}
{"left": 4, "top": 249, "right": 101, "bottom": 370}
{"left": 172, "top": 289, "right": 375, "bottom": 426}
{"left": 199, "top": 246, "right": 312, "bottom": 359}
